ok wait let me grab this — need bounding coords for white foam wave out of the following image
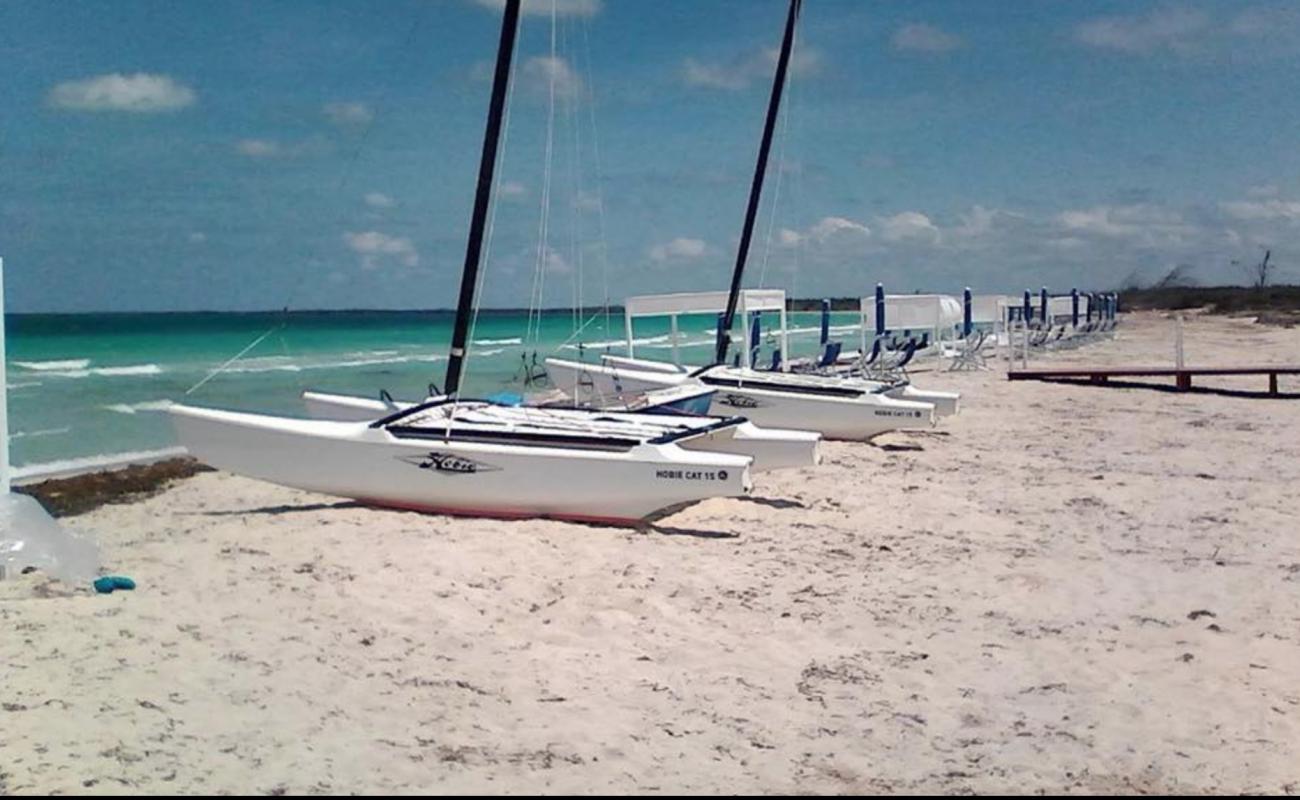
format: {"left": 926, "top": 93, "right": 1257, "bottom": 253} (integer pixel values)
{"left": 9, "top": 427, "right": 72, "bottom": 440}
{"left": 12, "top": 447, "right": 190, "bottom": 484}
{"left": 46, "top": 364, "right": 163, "bottom": 379}
{"left": 13, "top": 358, "right": 91, "bottom": 371}
{"left": 103, "top": 400, "right": 175, "bottom": 415}
{"left": 222, "top": 352, "right": 446, "bottom": 374}
{"left": 473, "top": 337, "right": 523, "bottom": 346}
{"left": 562, "top": 334, "right": 669, "bottom": 351}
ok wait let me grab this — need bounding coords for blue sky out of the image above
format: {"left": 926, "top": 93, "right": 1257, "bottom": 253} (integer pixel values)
{"left": 3, "top": 0, "right": 1300, "bottom": 312}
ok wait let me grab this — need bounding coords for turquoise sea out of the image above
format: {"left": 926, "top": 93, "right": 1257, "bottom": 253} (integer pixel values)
{"left": 6, "top": 308, "right": 859, "bottom": 476}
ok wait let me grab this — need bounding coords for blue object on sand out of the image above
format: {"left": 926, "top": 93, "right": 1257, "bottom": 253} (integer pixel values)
{"left": 93, "top": 576, "right": 136, "bottom": 594}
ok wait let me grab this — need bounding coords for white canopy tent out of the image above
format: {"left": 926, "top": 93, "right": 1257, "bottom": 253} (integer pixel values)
{"left": 858, "top": 293, "right": 964, "bottom": 354}
{"left": 623, "top": 289, "right": 789, "bottom": 370}
{"left": 970, "top": 294, "right": 1019, "bottom": 326}
{"left": 1046, "top": 295, "right": 1074, "bottom": 322}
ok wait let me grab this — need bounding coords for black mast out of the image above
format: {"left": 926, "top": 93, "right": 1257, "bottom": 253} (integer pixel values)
{"left": 715, "top": 0, "right": 802, "bottom": 365}
{"left": 444, "top": 0, "right": 522, "bottom": 397}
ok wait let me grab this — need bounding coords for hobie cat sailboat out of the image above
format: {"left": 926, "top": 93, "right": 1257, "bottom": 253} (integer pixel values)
{"left": 297, "top": 0, "right": 822, "bottom": 471}
{"left": 544, "top": 0, "right": 955, "bottom": 441}
{"left": 170, "top": 0, "right": 763, "bottom": 524}
{"left": 545, "top": 289, "right": 958, "bottom": 439}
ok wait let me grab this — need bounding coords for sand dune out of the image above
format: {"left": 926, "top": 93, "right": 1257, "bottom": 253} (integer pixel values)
{"left": 2, "top": 310, "right": 1298, "bottom": 794}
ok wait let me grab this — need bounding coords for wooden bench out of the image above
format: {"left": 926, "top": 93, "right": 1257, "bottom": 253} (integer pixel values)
{"left": 1007, "top": 366, "right": 1300, "bottom": 396}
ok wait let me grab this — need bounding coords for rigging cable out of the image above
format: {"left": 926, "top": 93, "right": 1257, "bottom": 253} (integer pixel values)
{"left": 578, "top": 14, "right": 614, "bottom": 347}
{"left": 524, "top": 0, "right": 560, "bottom": 348}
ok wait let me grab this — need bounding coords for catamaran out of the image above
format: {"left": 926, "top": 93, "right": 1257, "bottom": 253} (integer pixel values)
{"left": 537, "top": 0, "right": 958, "bottom": 441}
{"left": 296, "top": 0, "right": 823, "bottom": 471}
{"left": 544, "top": 288, "right": 960, "bottom": 437}
{"left": 170, "top": 0, "right": 779, "bottom": 524}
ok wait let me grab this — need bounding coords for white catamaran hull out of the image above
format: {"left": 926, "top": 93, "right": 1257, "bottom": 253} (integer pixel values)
{"left": 546, "top": 358, "right": 936, "bottom": 440}
{"left": 170, "top": 405, "right": 753, "bottom": 525}
{"left": 299, "top": 390, "right": 821, "bottom": 472}
{"left": 595, "top": 354, "right": 960, "bottom": 417}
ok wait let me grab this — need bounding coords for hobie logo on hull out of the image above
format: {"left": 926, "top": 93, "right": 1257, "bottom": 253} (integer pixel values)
{"left": 656, "top": 468, "right": 730, "bottom": 482}
{"left": 716, "top": 393, "right": 762, "bottom": 409}
{"left": 873, "top": 409, "right": 925, "bottom": 419}
{"left": 399, "top": 452, "right": 501, "bottom": 475}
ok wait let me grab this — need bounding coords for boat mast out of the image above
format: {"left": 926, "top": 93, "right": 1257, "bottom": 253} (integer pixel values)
{"left": 444, "top": 0, "right": 522, "bottom": 397}
{"left": 715, "top": 0, "right": 802, "bottom": 365}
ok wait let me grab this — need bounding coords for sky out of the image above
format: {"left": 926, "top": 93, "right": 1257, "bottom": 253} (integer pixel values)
{"left": 3, "top": 0, "right": 1300, "bottom": 313}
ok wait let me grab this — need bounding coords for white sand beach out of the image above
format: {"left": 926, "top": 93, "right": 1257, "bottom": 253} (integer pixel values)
{"left": 2, "top": 311, "right": 1298, "bottom": 794}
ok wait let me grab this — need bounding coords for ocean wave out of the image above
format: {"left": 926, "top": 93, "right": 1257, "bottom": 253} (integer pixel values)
{"left": 13, "top": 446, "right": 189, "bottom": 483}
{"left": 103, "top": 400, "right": 175, "bottom": 415}
{"left": 8, "top": 380, "right": 42, "bottom": 389}
{"left": 46, "top": 364, "right": 164, "bottom": 379}
{"left": 9, "top": 426, "right": 72, "bottom": 440}
{"left": 562, "top": 334, "right": 669, "bottom": 351}
{"left": 222, "top": 352, "right": 446, "bottom": 374}
{"left": 643, "top": 337, "right": 714, "bottom": 349}
{"left": 13, "top": 358, "right": 92, "bottom": 371}
{"left": 473, "top": 337, "right": 523, "bottom": 346}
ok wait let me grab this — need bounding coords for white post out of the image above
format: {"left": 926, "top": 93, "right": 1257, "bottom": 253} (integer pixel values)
{"left": 624, "top": 309, "right": 635, "bottom": 358}
{"left": 1005, "top": 315, "right": 1013, "bottom": 372}
{"left": 1175, "top": 313, "right": 1185, "bottom": 369}
{"left": 1022, "top": 319, "right": 1029, "bottom": 369}
{"left": 0, "top": 257, "right": 8, "bottom": 495}
{"left": 778, "top": 303, "right": 789, "bottom": 372}
{"left": 670, "top": 314, "right": 680, "bottom": 367}
{"left": 859, "top": 303, "right": 868, "bottom": 361}
{"left": 740, "top": 296, "right": 751, "bottom": 370}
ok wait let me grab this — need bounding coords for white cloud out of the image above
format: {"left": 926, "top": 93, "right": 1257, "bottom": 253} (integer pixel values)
{"left": 572, "top": 189, "right": 602, "bottom": 212}
{"left": 809, "top": 216, "right": 871, "bottom": 241}
{"left": 650, "top": 237, "right": 708, "bottom": 262}
{"left": 236, "top": 139, "right": 281, "bottom": 158}
{"left": 682, "top": 47, "right": 821, "bottom": 91}
{"left": 542, "top": 247, "right": 573, "bottom": 275}
{"left": 324, "top": 102, "right": 373, "bottom": 127}
{"left": 1229, "top": 6, "right": 1300, "bottom": 42}
{"left": 522, "top": 56, "right": 582, "bottom": 100}
{"left": 47, "top": 73, "right": 196, "bottom": 113}
{"left": 877, "top": 211, "right": 941, "bottom": 243}
{"left": 1054, "top": 204, "right": 1195, "bottom": 244}
{"left": 1220, "top": 199, "right": 1300, "bottom": 222}
{"left": 189, "top": 232, "right": 207, "bottom": 244}
{"left": 235, "top": 137, "right": 330, "bottom": 159}
{"left": 500, "top": 181, "right": 527, "bottom": 198}
{"left": 473, "top": 0, "right": 601, "bottom": 17}
{"left": 344, "top": 231, "right": 419, "bottom": 270}
{"left": 1245, "top": 184, "right": 1281, "bottom": 199}
{"left": 1075, "top": 8, "right": 1211, "bottom": 54}
{"left": 364, "top": 192, "right": 396, "bottom": 209}
{"left": 892, "top": 23, "right": 963, "bottom": 54}
{"left": 778, "top": 228, "right": 804, "bottom": 247}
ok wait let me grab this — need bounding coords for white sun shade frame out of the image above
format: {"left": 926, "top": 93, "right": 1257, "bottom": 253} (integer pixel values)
{"left": 856, "top": 293, "right": 964, "bottom": 354}
{"left": 622, "top": 289, "right": 789, "bottom": 370}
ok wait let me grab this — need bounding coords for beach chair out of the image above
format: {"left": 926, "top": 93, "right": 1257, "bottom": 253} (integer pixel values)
{"left": 947, "top": 329, "right": 988, "bottom": 371}
{"left": 869, "top": 338, "right": 918, "bottom": 382}
{"left": 818, "top": 340, "right": 843, "bottom": 369}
